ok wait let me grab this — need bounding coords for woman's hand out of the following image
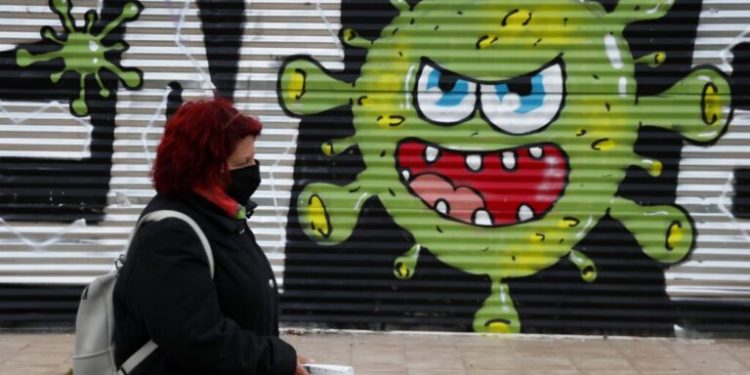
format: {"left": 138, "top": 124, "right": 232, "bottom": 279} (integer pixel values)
{"left": 295, "top": 353, "right": 314, "bottom": 375}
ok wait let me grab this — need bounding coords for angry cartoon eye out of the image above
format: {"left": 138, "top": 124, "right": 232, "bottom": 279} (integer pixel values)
{"left": 416, "top": 61, "right": 477, "bottom": 125}
{"left": 480, "top": 60, "right": 565, "bottom": 135}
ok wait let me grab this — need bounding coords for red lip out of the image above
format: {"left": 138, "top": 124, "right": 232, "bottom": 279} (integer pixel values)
{"left": 395, "top": 139, "right": 569, "bottom": 227}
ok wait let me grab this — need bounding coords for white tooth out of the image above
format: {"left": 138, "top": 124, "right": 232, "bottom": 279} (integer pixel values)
{"left": 502, "top": 151, "right": 516, "bottom": 170}
{"left": 473, "top": 209, "right": 493, "bottom": 226}
{"left": 529, "top": 146, "right": 544, "bottom": 159}
{"left": 466, "top": 154, "right": 483, "bottom": 171}
{"left": 436, "top": 200, "right": 449, "bottom": 215}
{"left": 401, "top": 169, "right": 411, "bottom": 181}
{"left": 517, "top": 204, "right": 534, "bottom": 222}
{"left": 425, "top": 146, "right": 439, "bottom": 163}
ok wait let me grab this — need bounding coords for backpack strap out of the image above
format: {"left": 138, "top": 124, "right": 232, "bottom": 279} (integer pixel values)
{"left": 119, "top": 210, "right": 214, "bottom": 374}
{"left": 140, "top": 210, "right": 214, "bottom": 277}
{"left": 118, "top": 340, "right": 157, "bottom": 375}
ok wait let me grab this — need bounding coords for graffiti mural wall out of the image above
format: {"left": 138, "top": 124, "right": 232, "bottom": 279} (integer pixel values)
{"left": 0, "top": 0, "right": 748, "bottom": 335}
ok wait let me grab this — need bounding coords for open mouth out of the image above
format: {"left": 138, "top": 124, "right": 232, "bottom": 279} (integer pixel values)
{"left": 396, "top": 139, "right": 569, "bottom": 227}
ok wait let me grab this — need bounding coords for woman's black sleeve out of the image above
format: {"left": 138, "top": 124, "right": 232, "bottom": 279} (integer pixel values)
{"left": 128, "top": 218, "right": 296, "bottom": 375}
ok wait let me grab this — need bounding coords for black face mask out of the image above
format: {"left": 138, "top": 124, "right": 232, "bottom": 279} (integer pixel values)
{"left": 226, "top": 162, "right": 261, "bottom": 206}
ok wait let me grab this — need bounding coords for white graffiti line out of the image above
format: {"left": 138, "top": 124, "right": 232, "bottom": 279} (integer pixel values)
{"left": 0, "top": 99, "right": 93, "bottom": 158}
{"left": 316, "top": 0, "right": 344, "bottom": 59}
{"left": 266, "top": 131, "right": 298, "bottom": 253}
{"left": 139, "top": 0, "right": 217, "bottom": 164}
{"left": 0, "top": 217, "right": 86, "bottom": 252}
{"left": 719, "top": 24, "right": 750, "bottom": 74}
{"left": 172, "top": 0, "right": 214, "bottom": 91}
{"left": 141, "top": 86, "right": 171, "bottom": 165}
{"left": 717, "top": 174, "right": 750, "bottom": 241}
{"left": 717, "top": 111, "right": 750, "bottom": 243}
{"left": 164, "top": 0, "right": 183, "bottom": 23}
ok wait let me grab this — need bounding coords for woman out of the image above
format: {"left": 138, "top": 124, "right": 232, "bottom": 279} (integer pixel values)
{"left": 113, "top": 98, "right": 310, "bottom": 375}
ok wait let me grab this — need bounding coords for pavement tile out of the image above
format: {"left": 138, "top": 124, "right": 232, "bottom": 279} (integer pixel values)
{"left": 404, "top": 347, "right": 464, "bottom": 370}
{"left": 356, "top": 366, "right": 407, "bottom": 375}
{"left": 283, "top": 333, "right": 353, "bottom": 365}
{"left": 451, "top": 335, "right": 514, "bottom": 346}
{"left": 570, "top": 356, "right": 634, "bottom": 372}
{"left": 612, "top": 339, "right": 674, "bottom": 356}
{"left": 465, "top": 369, "right": 517, "bottom": 375}
{"left": 0, "top": 364, "right": 59, "bottom": 375}
{"left": 0, "top": 331, "right": 749, "bottom": 375}
{"left": 402, "top": 335, "right": 457, "bottom": 349}
{"left": 559, "top": 340, "right": 621, "bottom": 357}
{"left": 626, "top": 356, "right": 693, "bottom": 373}
{"left": 0, "top": 334, "right": 36, "bottom": 346}
{"left": 460, "top": 347, "right": 518, "bottom": 370}
{"left": 722, "top": 341, "right": 750, "bottom": 368}
{"left": 353, "top": 334, "right": 428, "bottom": 347}
{"left": 668, "top": 341, "right": 747, "bottom": 374}
{"left": 513, "top": 355, "right": 579, "bottom": 373}
{"left": 509, "top": 338, "right": 563, "bottom": 356}
{"left": 4, "top": 352, "right": 68, "bottom": 367}
{"left": 408, "top": 368, "right": 465, "bottom": 375}
{"left": 52, "top": 362, "right": 73, "bottom": 375}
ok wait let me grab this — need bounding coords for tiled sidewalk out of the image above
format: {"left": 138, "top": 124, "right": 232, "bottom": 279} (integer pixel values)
{"left": 1, "top": 330, "right": 749, "bottom": 375}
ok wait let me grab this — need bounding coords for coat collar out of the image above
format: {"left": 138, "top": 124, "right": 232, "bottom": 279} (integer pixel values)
{"left": 186, "top": 194, "right": 254, "bottom": 233}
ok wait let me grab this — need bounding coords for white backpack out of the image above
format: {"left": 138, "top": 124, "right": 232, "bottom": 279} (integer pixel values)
{"left": 73, "top": 210, "right": 214, "bottom": 375}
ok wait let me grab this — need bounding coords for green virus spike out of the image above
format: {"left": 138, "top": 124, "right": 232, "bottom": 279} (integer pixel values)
{"left": 84, "top": 10, "right": 97, "bottom": 33}
{"left": 278, "top": 0, "right": 733, "bottom": 333}
{"left": 51, "top": 0, "right": 76, "bottom": 33}
{"left": 40, "top": 26, "right": 64, "bottom": 44}
{"left": 15, "top": 0, "right": 144, "bottom": 117}
{"left": 98, "top": 2, "right": 142, "bottom": 41}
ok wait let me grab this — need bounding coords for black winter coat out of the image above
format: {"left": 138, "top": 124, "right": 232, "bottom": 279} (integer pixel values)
{"left": 113, "top": 194, "right": 296, "bottom": 375}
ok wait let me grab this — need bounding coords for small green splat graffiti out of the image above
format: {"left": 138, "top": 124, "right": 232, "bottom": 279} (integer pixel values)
{"left": 16, "top": 0, "right": 143, "bottom": 117}
{"left": 279, "top": 0, "right": 733, "bottom": 333}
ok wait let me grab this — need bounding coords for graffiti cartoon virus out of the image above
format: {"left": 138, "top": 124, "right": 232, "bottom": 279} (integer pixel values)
{"left": 16, "top": 0, "right": 143, "bottom": 117}
{"left": 278, "top": 0, "right": 732, "bottom": 333}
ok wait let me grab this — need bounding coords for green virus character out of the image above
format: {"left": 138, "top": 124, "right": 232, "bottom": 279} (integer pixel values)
{"left": 278, "top": 0, "right": 732, "bottom": 333}
{"left": 16, "top": 0, "right": 143, "bottom": 117}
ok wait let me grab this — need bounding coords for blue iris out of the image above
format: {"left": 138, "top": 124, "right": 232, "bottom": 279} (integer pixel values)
{"left": 494, "top": 72, "right": 545, "bottom": 113}
{"left": 426, "top": 67, "right": 472, "bottom": 107}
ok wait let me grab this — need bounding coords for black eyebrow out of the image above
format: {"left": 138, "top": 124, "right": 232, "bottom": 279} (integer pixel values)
{"left": 419, "top": 54, "right": 564, "bottom": 86}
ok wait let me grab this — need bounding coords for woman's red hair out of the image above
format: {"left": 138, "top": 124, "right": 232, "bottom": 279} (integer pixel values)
{"left": 153, "top": 98, "right": 262, "bottom": 199}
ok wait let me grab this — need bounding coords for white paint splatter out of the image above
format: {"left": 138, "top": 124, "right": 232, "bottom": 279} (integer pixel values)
{"left": 618, "top": 76, "right": 628, "bottom": 97}
{"left": 404, "top": 64, "right": 416, "bottom": 110}
{"left": 605, "top": 34, "right": 624, "bottom": 70}
{"left": 719, "top": 26, "right": 750, "bottom": 74}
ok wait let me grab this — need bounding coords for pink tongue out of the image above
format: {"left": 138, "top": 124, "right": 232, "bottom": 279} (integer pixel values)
{"left": 410, "top": 174, "right": 485, "bottom": 222}
{"left": 397, "top": 140, "right": 568, "bottom": 226}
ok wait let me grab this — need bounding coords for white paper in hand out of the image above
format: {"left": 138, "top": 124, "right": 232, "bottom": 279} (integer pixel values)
{"left": 303, "top": 364, "right": 355, "bottom": 375}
